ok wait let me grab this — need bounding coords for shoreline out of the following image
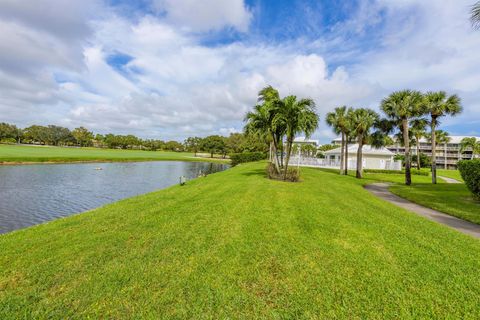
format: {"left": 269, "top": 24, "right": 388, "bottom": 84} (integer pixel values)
{"left": 0, "top": 157, "right": 230, "bottom": 166}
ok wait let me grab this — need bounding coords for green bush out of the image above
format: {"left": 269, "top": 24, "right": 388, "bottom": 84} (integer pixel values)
{"left": 266, "top": 163, "right": 300, "bottom": 182}
{"left": 458, "top": 160, "right": 480, "bottom": 200}
{"left": 230, "top": 152, "right": 266, "bottom": 166}
{"left": 0, "top": 138, "right": 17, "bottom": 144}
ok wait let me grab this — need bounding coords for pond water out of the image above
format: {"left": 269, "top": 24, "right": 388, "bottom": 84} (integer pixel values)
{"left": 0, "top": 161, "right": 229, "bottom": 234}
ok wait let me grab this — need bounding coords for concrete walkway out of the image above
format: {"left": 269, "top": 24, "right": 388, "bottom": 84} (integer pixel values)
{"left": 365, "top": 183, "right": 480, "bottom": 239}
{"left": 438, "top": 176, "right": 461, "bottom": 184}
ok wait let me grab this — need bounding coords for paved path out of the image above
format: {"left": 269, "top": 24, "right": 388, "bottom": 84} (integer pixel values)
{"left": 364, "top": 183, "right": 480, "bottom": 239}
{"left": 438, "top": 176, "right": 461, "bottom": 184}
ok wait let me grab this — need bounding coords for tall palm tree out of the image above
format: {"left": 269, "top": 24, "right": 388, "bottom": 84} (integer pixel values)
{"left": 326, "top": 106, "right": 349, "bottom": 175}
{"left": 460, "top": 137, "right": 479, "bottom": 159}
{"left": 350, "top": 108, "right": 379, "bottom": 179}
{"left": 422, "top": 91, "right": 462, "bottom": 184}
{"left": 381, "top": 90, "right": 423, "bottom": 185}
{"left": 278, "top": 95, "right": 319, "bottom": 179}
{"left": 410, "top": 118, "right": 428, "bottom": 169}
{"left": 472, "top": 1, "right": 480, "bottom": 29}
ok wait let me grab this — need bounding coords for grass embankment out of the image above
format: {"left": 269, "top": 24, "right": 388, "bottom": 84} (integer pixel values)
{"left": 1, "top": 163, "right": 480, "bottom": 318}
{"left": 437, "top": 168, "right": 463, "bottom": 182}
{"left": 0, "top": 144, "right": 229, "bottom": 164}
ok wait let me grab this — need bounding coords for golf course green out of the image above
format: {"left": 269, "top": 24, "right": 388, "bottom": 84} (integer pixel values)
{"left": 0, "top": 144, "right": 227, "bottom": 164}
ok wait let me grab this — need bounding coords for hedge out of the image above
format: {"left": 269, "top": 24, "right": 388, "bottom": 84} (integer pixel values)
{"left": 230, "top": 152, "right": 266, "bottom": 166}
{"left": 458, "top": 159, "right": 480, "bottom": 200}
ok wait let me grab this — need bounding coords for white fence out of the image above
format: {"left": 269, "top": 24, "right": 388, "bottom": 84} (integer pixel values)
{"left": 290, "top": 156, "right": 402, "bottom": 171}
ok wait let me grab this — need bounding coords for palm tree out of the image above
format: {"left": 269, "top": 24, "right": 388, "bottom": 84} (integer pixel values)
{"left": 381, "top": 90, "right": 423, "bottom": 185}
{"left": 245, "top": 104, "right": 281, "bottom": 172}
{"left": 460, "top": 137, "right": 479, "bottom": 159}
{"left": 326, "top": 106, "right": 349, "bottom": 174}
{"left": 278, "top": 95, "right": 319, "bottom": 179}
{"left": 343, "top": 108, "right": 356, "bottom": 175}
{"left": 350, "top": 108, "right": 379, "bottom": 179}
{"left": 245, "top": 86, "right": 286, "bottom": 173}
{"left": 410, "top": 118, "right": 428, "bottom": 169}
{"left": 472, "top": 1, "right": 480, "bottom": 29}
{"left": 422, "top": 91, "right": 462, "bottom": 184}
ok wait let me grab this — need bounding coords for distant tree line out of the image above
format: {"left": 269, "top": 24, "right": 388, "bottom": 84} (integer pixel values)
{"left": 0, "top": 123, "right": 267, "bottom": 156}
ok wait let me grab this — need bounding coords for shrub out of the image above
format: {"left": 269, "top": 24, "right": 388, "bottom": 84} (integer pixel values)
{"left": 458, "top": 160, "right": 480, "bottom": 200}
{"left": 0, "top": 138, "right": 16, "bottom": 144}
{"left": 230, "top": 152, "right": 266, "bottom": 166}
{"left": 266, "top": 163, "right": 300, "bottom": 182}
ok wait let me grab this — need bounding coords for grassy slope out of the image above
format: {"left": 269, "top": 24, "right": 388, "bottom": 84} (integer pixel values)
{"left": 1, "top": 163, "right": 479, "bottom": 318}
{"left": 0, "top": 144, "right": 228, "bottom": 164}
{"left": 437, "top": 169, "right": 463, "bottom": 182}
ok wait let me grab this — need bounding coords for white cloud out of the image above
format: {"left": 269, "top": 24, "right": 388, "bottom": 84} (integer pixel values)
{"left": 152, "top": 0, "right": 252, "bottom": 32}
{"left": 1, "top": 0, "right": 480, "bottom": 143}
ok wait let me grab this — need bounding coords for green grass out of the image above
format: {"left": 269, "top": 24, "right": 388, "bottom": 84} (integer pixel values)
{"left": 0, "top": 144, "right": 228, "bottom": 164}
{"left": 437, "top": 169, "right": 463, "bottom": 182}
{"left": 1, "top": 162, "right": 479, "bottom": 318}
{"left": 390, "top": 183, "right": 480, "bottom": 224}
{"left": 317, "top": 168, "right": 443, "bottom": 185}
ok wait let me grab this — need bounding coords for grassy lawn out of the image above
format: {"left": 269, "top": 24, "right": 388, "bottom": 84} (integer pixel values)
{"left": 1, "top": 162, "right": 479, "bottom": 318}
{"left": 390, "top": 183, "right": 480, "bottom": 224}
{"left": 0, "top": 144, "right": 228, "bottom": 164}
{"left": 437, "top": 169, "right": 463, "bottom": 182}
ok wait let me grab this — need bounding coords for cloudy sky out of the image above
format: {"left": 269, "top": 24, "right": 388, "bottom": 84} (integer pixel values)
{"left": 1, "top": 0, "right": 479, "bottom": 142}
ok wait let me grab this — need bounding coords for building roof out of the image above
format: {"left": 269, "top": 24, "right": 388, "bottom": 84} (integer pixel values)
{"left": 325, "top": 144, "right": 394, "bottom": 156}
{"left": 293, "top": 137, "right": 319, "bottom": 145}
{"left": 332, "top": 135, "right": 480, "bottom": 145}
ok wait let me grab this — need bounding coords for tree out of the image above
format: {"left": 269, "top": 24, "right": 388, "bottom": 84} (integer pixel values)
{"left": 326, "top": 106, "right": 350, "bottom": 175}
{"left": 381, "top": 90, "right": 423, "bottom": 185}
{"left": 47, "top": 125, "right": 73, "bottom": 146}
{"left": 245, "top": 86, "right": 285, "bottom": 173}
{"left": 472, "top": 1, "right": 480, "bottom": 29}
{"left": 350, "top": 108, "right": 379, "bottom": 179}
{"left": 460, "top": 137, "right": 480, "bottom": 159}
{"left": 277, "top": 95, "right": 319, "bottom": 179}
{"left": 422, "top": 91, "right": 462, "bottom": 184}
{"left": 0, "top": 123, "right": 22, "bottom": 143}
{"left": 201, "top": 135, "right": 226, "bottom": 158}
{"left": 164, "top": 140, "right": 184, "bottom": 152}
{"left": 72, "top": 127, "right": 94, "bottom": 147}
{"left": 23, "top": 125, "right": 50, "bottom": 144}
{"left": 410, "top": 118, "right": 428, "bottom": 169}
{"left": 184, "top": 137, "right": 202, "bottom": 156}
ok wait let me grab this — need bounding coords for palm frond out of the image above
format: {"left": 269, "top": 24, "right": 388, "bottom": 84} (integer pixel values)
{"left": 472, "top": 1, "right": 480, "bottom": 29}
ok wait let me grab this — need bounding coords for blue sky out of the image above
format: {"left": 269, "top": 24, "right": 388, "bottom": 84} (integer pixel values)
{"left": 1, "top": 0, "right": 479, "bottom": 142}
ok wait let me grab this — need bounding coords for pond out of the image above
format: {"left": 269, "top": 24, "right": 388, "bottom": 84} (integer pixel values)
{"left": 0, "top": 161, "right": 229, "bottom": 234}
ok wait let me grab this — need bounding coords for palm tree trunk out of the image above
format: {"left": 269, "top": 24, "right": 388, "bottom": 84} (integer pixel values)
{"left": 431, "top": 118, "right": 437, "bottom": 184}
{"left": 403, "top": 119, "right": 412, "bottom": 186}
{"left": 344, "top": 138, "right": 349, "bottom": 175}
{"left": 283, "top": 139, "right": 293, "bottom": 180}
{"left": 356, "top": 136, "right": 363, "bottom": 179}
{"left": 340, "top": 132, "right": 345, "bottom": 175}
{"left": 269, "top": 141, "right": 272, "bottom": 162}
{"left": 416, "top": 137, "right": 421, "bottom": 170}
{"left": 280, "top": 143, "right": 284, "bottom": 167}
{"left": 272, "top": 136, "right": 281, "bottom": 174}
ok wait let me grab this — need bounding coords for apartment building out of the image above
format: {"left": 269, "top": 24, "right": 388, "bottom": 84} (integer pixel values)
{"left": 332, "top": 136, "right": 479, "bottom": 169}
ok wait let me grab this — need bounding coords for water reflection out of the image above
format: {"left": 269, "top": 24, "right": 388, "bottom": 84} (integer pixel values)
{"left": 0, "top": 161, "right": 228, "bottom": 234}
